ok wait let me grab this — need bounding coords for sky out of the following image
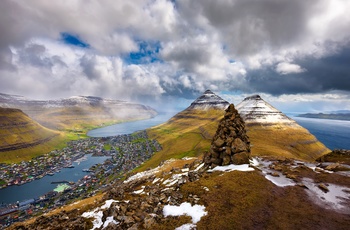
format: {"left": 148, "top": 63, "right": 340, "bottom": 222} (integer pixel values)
{"left": 0, "top": 0, "right": 349, "bottom": 113}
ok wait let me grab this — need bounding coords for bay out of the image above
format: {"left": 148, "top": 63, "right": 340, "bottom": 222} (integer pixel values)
{"left": 293, "top": 117, "right": 350, "bottom": 150}
{"left": 0, "top": 154, "right": 109, "bottom": 204}
{"left": 87, "top": 112, "right": 177, "bottom": 137}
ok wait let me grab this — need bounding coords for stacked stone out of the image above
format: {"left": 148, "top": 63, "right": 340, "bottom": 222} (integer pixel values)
{"left": 204, "top": 104, "right": 251, "bottom": 167}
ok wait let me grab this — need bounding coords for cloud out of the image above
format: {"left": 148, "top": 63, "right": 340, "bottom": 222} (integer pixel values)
{"left": 0, "top": 0, "right": 349, "bottom": 112}
{"left": 275, "top": 62, "right": 306, "bottom": 75}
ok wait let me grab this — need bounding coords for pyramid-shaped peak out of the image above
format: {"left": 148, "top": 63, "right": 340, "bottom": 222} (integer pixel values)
{"left": 243, "top": 95, "right": 261, "bottom": 101}
{"left": 236, "top": 94, "right": 296, "bottom": 125}
{"left": 187, "top": 90, "right": 229, "bottom": 111}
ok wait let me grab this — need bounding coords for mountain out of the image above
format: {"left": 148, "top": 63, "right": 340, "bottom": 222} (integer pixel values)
{"left": 143, "top": 90, "right": 229, "bottom": 170}
{"left": 186, "top": 89, "right": 229, "bottom": 110}
{"left": 0, "top": 93, "right": 157, "bottom": 131}
{"left": 0, "top": 107, "right": 64, "bottom": 163}
{"left": 236, "top": 95, "right": 330, "bottom": 161}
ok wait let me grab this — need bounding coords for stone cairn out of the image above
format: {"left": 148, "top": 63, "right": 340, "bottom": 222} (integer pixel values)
{"left": 204, "top": 104, "right": 251, "bottom": 167}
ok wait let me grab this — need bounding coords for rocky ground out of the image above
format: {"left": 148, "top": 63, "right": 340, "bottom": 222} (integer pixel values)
{"left": 9, "top": 152, "right": 350, "bottom": 230}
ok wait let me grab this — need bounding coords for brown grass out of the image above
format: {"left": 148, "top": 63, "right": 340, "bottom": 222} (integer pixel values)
{"left": 0, "top": 108, "right": 66, "bottom": 163}
{"left": 246, "top": 124, "right": 330, "bottom": 161}
{"left": 180, "top": 170, "right": 350, "bottom": 229}
{"left": 137, "top": 109, "right": 224, "bottom": 171}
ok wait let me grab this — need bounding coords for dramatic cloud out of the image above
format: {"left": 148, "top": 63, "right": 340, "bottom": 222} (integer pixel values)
{"left": 0, "top": 0, "right": 349, "bottom": 111}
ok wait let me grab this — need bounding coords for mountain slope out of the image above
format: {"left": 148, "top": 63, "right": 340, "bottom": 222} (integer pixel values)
{"left": 0, "top": 107, "right": 64, "bottom": 163}
{"left": 236, "top": 95, "right": 330, "bottom": 161}
{"left": 143, "top": 90, "right": 229, "bottom": 171}
{"left": 0, "top": 93, "right": 157, "bottom": 131}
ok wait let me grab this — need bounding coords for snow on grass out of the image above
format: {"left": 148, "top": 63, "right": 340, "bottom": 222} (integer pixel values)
{"left": 100, "top": 199, "right": 118, "bottom": 209}
{"left": 207, "top": 164, "right": 254, "bottom": 172}
{"left": 82, "top": 210, "right": 103, "bottom": 230}
{"left": 133, "top": 187, "right": 145, "bottom": 194}
{"left": 162, "top": 172, "right": 188, "bottom": 186}
{"left": 103, "top": 216, "right": 118, "bottom": 228}
{"left": 303, "top": 178, "right": 350, "bottom": 214}
{"left": 253, "top": 158, "right": 296, "bottom": 187}
{"left": 163, "top": 202, "right": 207, "bottom": 224}
{"left": 124, "top": 159, "right": 178, "bottom": 184}
{"left": 249, "top": 158, "right": 260, "bottom": 167}
{"left": 264, "top": 174, "right": 296, "bottom": 187}
{"left": 152, "top": 177, "right": 161, "bottom": 184}
{"left": 123, "top": 167, "right": 159, "bottom": 184}
{"left": 82, "top": 199, "right": 118, "bottom": 229}
{"left": 176, "top": 223, "right": 197, "bottom": 230}
{"left": 194, "top": 163, "right": 204, "bottom": 172}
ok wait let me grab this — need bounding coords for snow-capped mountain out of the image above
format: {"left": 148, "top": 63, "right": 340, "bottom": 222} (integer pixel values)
{"left": 236, "top": 94, "right": 330, "bottom": 161}
{"left": 187, "top": 90, "right": 229, "bottom": 110}
{"left": 236, "top": 95, "right": 296, "bottom": 125}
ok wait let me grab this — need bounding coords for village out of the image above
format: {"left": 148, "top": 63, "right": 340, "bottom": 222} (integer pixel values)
{"left": 0, "top": 131, "right": 161, "bottom": 228}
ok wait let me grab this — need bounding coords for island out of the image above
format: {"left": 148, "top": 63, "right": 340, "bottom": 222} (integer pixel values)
{"left": 297, "top": 112, "right": 350, "bottom": 121}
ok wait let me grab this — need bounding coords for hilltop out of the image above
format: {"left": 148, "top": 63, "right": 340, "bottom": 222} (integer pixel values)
{"left": 236, "top": 95, "right": 330, "bottom": 161}
{"left": 0, "top": 107, "right": 64, "bottom": 163}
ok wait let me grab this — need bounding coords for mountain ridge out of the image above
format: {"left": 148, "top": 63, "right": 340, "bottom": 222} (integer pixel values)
{"left": 0, "top": 107, "right": 64, "bottom": 163}
{"left": 0, "top": 93, "right": 157, "bottom": 131}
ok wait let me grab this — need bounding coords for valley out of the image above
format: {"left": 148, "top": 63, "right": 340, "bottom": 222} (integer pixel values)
{"left": 0, "top": 94, "right": 157, "bottom": 163}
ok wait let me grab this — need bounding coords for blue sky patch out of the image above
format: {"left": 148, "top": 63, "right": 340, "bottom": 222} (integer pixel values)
{"left": 61, "top": 32, "right": 89, "bottom": 48}
{"left": 124, "top": 40, "right": 161, "bottom": 64}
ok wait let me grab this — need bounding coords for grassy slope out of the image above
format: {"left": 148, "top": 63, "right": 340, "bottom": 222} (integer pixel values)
{"left": 180, "top": 170, "right": 350, "bottom": 230}
{"left": 140, "top": 109, "right": 224, "bottom": 171}
{"left": 246, "top": 124, "right": 330, "bottom": 161}
{"left": 0, "top": 108, "right": 66, "bottom": 163}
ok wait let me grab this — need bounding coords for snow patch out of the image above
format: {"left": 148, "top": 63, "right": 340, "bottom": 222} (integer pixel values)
{"left": 253, "top": 158, "right": 296, "bottom": 187}
{"left": 207, "top": 164, "right": 254, "bottom": 172}
{"left": 194, "top": 163, "right": 204, "bottom": 172}
{"left": 102, "top": 216, "right": 118, "bottom": 228}
{"left": 162, "top": 173, "right": 188, "bottom": 186}
{"left": 152, "top": 178, "right": 161, "bottom": 184}
{"left": 82, "top": 199, "right": 118, "bottom": 229}
{"left": 264, "top": 174, "right": 296, "bottom": 187}
{"left": 163, "top": 202, "right": 207, "bottom": 224}
{"left": 176, "top": 223, "right": 197, "bottom": 230}
{"left": 82, "top": 210, "right": 104, "bottom": 230}
{"left": 133, "top": 187, "right": 145, "bottom": 194}
{"left": 303, "top": 178, "right": 350, "bottom": 214}
{"left": 101, "top": 199, "right": 118, "bottom": 209}
{"left": 123, "top": 168, "right": 159, "bottom": 184}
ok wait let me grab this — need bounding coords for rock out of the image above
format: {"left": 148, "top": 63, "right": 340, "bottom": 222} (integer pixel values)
{"left": 204, "top": 104, "right": 251, "bottom": 167}
{"left": 143, "top": 216, "right": 156, "bottom": 228}
{"left": 270, "top": 172, "right": 280, "bottom": 177}
{"left": 325, "top": 163, "right": 340, "bottom": 171}
{"left": 318, "top": 183, "right": 329, "bottom": 193}
{"left": 214, "top": 138, "right": 225, "bottom": 148}
{"left": 231, "top": 151, "right": 250, "bottom": 165}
